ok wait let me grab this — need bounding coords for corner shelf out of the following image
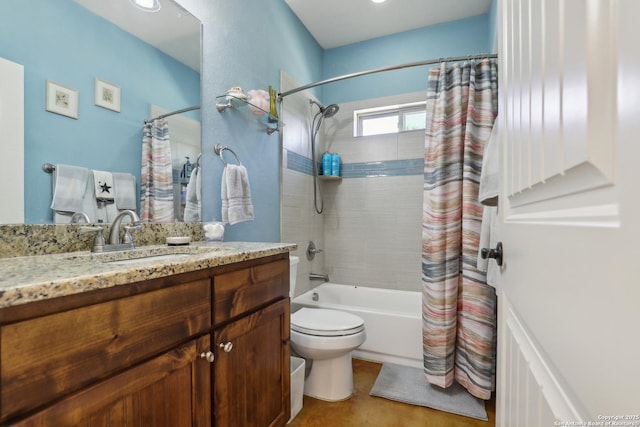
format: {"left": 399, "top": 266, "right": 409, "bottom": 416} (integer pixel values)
{"left": 216, "top": 94, "right": 281, "bottom": 135}
{"left": 318, "top": 175, "right": 342, "bottom": 182}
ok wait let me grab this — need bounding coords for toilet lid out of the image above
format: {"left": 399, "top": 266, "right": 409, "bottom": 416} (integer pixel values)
{"left": 291, "top": 308, "right": 365, "bottom": 337}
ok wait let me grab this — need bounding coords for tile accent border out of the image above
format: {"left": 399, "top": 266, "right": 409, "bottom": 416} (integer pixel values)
{"left": 286, "top": 150, "right": 314, "bottom": 175}
{"left": 340, "top": 158, "right": 423, "bottom": 178}
{"left": 286, "top": 150, "right": 423, "bottom": 178}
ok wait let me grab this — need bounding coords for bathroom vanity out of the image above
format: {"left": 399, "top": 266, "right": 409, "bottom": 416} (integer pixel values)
{"left": 0, "top": 242, "right": 294, "bottom": 426}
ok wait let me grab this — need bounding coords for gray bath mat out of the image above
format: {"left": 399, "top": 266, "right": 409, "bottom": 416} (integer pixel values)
{"left": 370, "top": 363, "right": 488, "bottom": 421}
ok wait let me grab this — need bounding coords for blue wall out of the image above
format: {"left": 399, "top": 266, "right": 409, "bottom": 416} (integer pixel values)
{"left": 321, "top": 14, "right": 490, "bottom": 104}
{"left": 3, "top": 0, "right": 494, "bottom": 242}
{"left": 179, "top": 0, "right": 324, "bottom": 242}
{"left": 178, "top": 2, "right": 491, "bottom": 242}
{"left": 0, "top": 0, "right": 200, "bottom": 223}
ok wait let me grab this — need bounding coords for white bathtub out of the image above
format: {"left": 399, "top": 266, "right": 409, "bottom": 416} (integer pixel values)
{"left": 292, "top": 283, "right": 423, "bottom": 369}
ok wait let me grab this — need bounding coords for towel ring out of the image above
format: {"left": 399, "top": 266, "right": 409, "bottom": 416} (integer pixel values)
{"left": 214, "top": 144, "right": 242, "bottom": 166}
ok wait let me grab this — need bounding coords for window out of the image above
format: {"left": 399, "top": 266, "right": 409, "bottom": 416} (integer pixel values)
{"left": 354, "top": 101, "right": 426, "bottom": 137}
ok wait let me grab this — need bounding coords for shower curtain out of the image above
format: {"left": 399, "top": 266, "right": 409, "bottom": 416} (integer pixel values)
{"left": 140, "top": 119, "right": 175, "bottom": 222}
{"left": 422, "top": 59, "right": 498, "bottom": 400}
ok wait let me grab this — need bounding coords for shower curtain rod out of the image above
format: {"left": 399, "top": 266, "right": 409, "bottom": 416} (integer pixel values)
{"left": 278, "top": 53, "right": 498, "bottom": 99}
{"left": 144, "top": 105, "right": 200, "bottom": 124}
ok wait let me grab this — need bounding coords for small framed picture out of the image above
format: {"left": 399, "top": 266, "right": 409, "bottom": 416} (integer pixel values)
{"left": 94, "top": 78, "right": 121, "bottom": 112}
{"left": 45, "top": 80, "right": 78, "bottom": 119}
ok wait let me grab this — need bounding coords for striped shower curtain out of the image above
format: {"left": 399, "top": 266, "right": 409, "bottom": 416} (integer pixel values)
{"left": 422, "top": 59, "right": 498, "bottom": 400}
{"left": 140, "top": 119, "right": 175, "bottom": 222}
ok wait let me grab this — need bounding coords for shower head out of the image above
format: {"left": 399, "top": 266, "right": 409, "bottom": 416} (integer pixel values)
{"left": 310, "top": 99, "right": 340, "bottom": 118}
{"left": 322, "top": 104, "right": 340, "bottom": 118}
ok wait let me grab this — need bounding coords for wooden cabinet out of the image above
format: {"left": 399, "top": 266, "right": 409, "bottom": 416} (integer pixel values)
{"left": 213, "top": 299, "right": 290, "bottom": 427}
{"left": 1, "top": 278, "right": 211, "bottom": 421}
{"left": 11, "top": 335, "right": 211, "bottom": 427}
{"left": 0, "top": 253, "right": 290, "bottom": 427}
{"left": 212, "top": 257, "right": 291, "bottom": 427}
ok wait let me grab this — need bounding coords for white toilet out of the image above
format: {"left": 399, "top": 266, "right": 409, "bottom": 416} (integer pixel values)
{"left": 288, "top": 256, "right": 366, "bottom": 401}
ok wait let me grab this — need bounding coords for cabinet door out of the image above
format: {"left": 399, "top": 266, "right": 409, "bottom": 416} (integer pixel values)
{"left": 12, "top": 335, "right": 211, "bottom": 427}
{"left": 213, "top": 299, "right": 290, "bottom": 427}
{"left": 1, "top": 278, "right": 211, "bottom": 422}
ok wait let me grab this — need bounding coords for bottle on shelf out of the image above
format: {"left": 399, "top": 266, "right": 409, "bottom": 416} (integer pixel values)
{"left": 322, "top": 152, "right": 332, "bottom": 176}
{"left": 331, "top": 152, "right": 341, "bottom": 177}
{"left": 180, "top": 157, "right": 193, "bottom": 183}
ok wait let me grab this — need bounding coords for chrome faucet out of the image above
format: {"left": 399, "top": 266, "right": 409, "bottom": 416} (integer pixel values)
{"left": 309, "top": 273, "right": 329, "bottom": 282}
{"left": 79, "top": 210, "right": 142, "bottom": 253}
{"left": 109, "top": 210, "right": 142, "bottom": 246}
{"left": 70, "top": 211, "right": 91, "bottom": 223}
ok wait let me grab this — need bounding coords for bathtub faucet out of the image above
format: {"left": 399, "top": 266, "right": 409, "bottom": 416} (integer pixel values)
{"left": 309, "top": 273, "right": 329, "bottom": 282}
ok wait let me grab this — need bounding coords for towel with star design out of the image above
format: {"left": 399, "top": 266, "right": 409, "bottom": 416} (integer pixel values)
{"left": 93, "top": 170, "right": 115, "bottom": 202}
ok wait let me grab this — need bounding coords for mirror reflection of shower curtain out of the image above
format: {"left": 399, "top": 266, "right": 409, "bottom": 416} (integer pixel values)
{"left": 422, "top": 59, "right": 498, "bottom": 400}
{"left": 140, "top": 119, "right": 175, "bottom": 222}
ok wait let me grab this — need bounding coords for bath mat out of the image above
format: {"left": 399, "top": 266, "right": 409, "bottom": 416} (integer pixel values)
{"left": 370, "top": 363, "right": 488, "bottom": 421}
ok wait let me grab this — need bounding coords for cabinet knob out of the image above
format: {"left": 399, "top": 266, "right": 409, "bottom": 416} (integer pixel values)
{"left": 219, "top": 342, "right": 234, "bottom": 353}
{"left": 200, "top": 351, "right": 215, "bottom": 363}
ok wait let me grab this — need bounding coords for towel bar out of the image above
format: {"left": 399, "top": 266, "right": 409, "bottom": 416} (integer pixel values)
{"left": 214, "top": 144, "right": 242, "bottom": 166}
{"left": 42, "top": 163, "right": 56, "bottom": 173}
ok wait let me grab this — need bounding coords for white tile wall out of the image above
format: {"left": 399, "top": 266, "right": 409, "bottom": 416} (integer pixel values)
{"left": 323, "top": 175, "right": 422, "bottom": 291}
{"left": 280, "top": 73, "right": 325, "bottom": 297}
{"left": 281, "top": 78, "right": 425, "bottom": 293}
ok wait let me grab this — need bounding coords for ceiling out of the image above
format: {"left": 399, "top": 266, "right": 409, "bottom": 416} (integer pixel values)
{"left": 72, "top": 0, "right": 491, "bottom": 71}
{"left": 73, "top": 0, "right": 201, "bottom": 71}
{"left": 285, "top": 0, "right": 491, "bottom": 49}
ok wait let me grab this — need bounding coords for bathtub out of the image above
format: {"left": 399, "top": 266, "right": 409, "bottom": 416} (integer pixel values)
{"left": 292, "top": 283, "right": 423, "bottom": 369}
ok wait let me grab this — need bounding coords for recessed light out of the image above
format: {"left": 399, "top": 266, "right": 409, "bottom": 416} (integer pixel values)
{"left": 371, "top": 0, "right": 387, "bottom": 3}
{"left": 129, "top": 0, "right": 161, "bottom": 12}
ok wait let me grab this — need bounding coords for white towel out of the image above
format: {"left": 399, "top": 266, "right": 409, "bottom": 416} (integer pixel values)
{"left": 221, "top": 164, "right": 254, "bottom": 225}
{"left": 183, "top": 166, "right": 201, "bottom": 222}
{"left": 112, "top": 172, "right": 137, "bottom": 210}
{"left": 478, "top": 121, "right": 500, "bottom": 206}
{"left": 53, "top": 176, "right": 97, "bottom": 223}
{"left": 477, "top": 120, "right": 500, "bottom": 287}
{"left": 477, "top": 206, "right": 499, "bottom": 286}
{"left": 50, "top": 164, "right": 90, "bottom": 213}
{"left": 93, "top": 170, "right": 115, "bottom": 202}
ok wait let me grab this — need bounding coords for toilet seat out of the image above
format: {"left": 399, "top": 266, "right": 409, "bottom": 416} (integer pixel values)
{"left": 291, "top": 308, "right": 365, "bottom": 337}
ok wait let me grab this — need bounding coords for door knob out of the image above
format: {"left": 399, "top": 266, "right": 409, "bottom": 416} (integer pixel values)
{"left": 219, "top": 342, "right": 233, "bottom": 353}
{"left": 481, "top": 242, "right": 503, "bottom": 266}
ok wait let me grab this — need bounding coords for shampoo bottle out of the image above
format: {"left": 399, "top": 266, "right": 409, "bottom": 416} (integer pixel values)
{"left": 322, "top": 152, "right": 332, "bottom": 176}
{"left": 331, "top": 153, "right": 341, "bottom": 176}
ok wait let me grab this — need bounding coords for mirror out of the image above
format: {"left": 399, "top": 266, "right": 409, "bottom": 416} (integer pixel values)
{"left": 0, "top": 0, "right": 201, "bottom": 224}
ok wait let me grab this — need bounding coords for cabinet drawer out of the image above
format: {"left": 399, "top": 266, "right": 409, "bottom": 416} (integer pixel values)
{"left": 213, "top": 259, "right": 288, "bottom": 325}
{"left": 10, "top": 335, "right": 211, "bottom": 427}
{"left": 0, "top": 278, "right": 211, "bottom": 422}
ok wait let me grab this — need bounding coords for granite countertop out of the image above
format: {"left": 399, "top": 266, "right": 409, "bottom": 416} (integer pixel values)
{"left": 0, "top": 242, "right": 296, "bottom": 309}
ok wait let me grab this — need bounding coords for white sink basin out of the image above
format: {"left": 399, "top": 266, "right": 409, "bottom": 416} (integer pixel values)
{"left": 61, "top": 244, "right": 227, "bottom": 265}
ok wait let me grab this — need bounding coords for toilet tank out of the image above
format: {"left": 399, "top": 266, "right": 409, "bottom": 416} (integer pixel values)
{"left": 289, "top": 256, "right": 299, "bottom": 298}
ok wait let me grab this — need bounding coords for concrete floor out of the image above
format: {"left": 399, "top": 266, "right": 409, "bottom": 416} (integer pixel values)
{"left": 288, "top": 358, "right": 496, "bottom": 427}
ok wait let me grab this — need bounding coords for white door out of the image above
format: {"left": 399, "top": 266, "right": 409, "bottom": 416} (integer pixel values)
{"left": 0, "top": 57, "right": 24, "bottom": 224}
{"left": 496, "top": 0, "right": 640, "bottom": 424}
